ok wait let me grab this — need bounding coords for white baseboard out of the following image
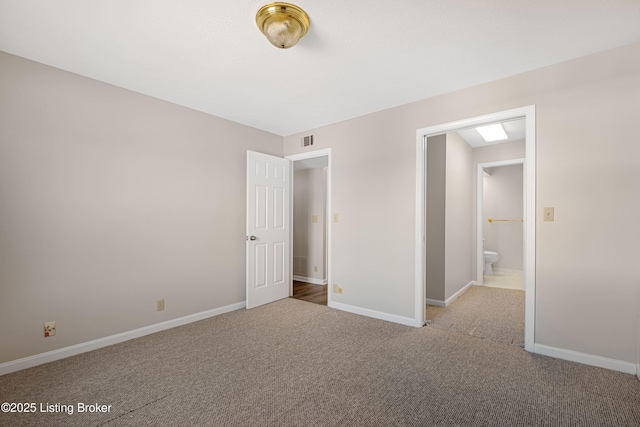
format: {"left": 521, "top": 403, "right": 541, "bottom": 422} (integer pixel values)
{"left": 329, "top": 301, "right": 419, "bottom": 327}
{"left": 425, "top": 299, "right": 446, "bottom": 307}
{"left": 293, "top": 275, "right": 327, "bottom": 285}
{"left": 0, "top": 301, "right": 246, "bottom": 377}
{"left": 534, "top": 343, "right": 637, "bottom": 375}
{"left": 426, "top": 281, "right": 475, "bottom": 308}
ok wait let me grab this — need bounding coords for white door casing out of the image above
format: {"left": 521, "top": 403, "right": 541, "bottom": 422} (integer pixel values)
{"left": 246, "top": 151, "right": 291, "bottom": 309}
{"left": 476, "top": 159, "right": 525, "bottom": 288}
{"left": 285, "top": 148, "right": 332, "bottom": 306}
{"left": 415, "top": 105, "right": 536, "bottom": 351}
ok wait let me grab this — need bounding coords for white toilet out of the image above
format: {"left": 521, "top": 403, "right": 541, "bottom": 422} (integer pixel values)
{"left": 484, "top": 251, "right": 501, "bottom": 276}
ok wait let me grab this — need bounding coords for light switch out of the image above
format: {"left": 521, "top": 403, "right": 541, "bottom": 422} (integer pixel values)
{"left": 543, "top": 207, "right": 554, "bottom": 222}
{"left": 312, "top": 215, "right": 318, "bottom": 223}
{"left": 333, "top": 213, "right": 339, "bottom": 223}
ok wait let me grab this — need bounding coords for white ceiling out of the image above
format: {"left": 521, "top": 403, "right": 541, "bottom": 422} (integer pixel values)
{"left": 1, "top": 1, "right": 639, "bottom": 136}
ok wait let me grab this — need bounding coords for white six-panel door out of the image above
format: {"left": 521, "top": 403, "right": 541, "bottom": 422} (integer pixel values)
{"left": 246, "top": 151, "right": 290, "bottom": 309}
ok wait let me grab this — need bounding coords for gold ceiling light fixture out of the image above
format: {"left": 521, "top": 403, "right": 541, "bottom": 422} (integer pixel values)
{"left": 256, "top": 2, "right": 310, "bottom": 49}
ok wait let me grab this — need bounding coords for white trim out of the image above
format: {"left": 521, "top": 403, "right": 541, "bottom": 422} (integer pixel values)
{"left": 425, "top": 299, "right": 446, "bottom": 307}
{"left": 285, "top": 148, "right": 332, "bottom": 307}
{"left": 292, "top": 275, "right": 327, "bottom": 285}
{"left": 416, "top": 105, "right": 536, "bottom": 350}
{"left": 0, "top": 302, "right": 245, "bottom": 376}
{"left": 523, "top": 108, "right": 537, "bottom": 352}
{"left": 329, "top": 301, "right": 417, "bottom": 327}
{"left": 426, "top": 281, "right": 475, "bottom": 307}
{"left": 534, "top": 344, "right": 637, "bottom": 375}
{"left": 415, "top": 135, "right": 427, "bottom": 327}
{"left": 285, "top": 148, "right": 332, "bottom": 162}
{"left": 446, "top": 281, "right": 475, "bottom": 306}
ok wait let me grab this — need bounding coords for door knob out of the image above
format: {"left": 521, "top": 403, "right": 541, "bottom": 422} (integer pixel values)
{"left": 249, "top": 235, "right": 257, "bottom": 241}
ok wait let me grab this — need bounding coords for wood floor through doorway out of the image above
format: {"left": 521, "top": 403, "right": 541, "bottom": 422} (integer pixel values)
{"left": 291, "top": 281, "right": 327, "bottom": 305}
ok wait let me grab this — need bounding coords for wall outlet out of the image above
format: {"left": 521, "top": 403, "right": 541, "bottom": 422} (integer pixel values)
{"left": 157, "top": 299, "right": 165, "bottom": 311}
{"left": 332, "top": 284, "right": 343, "bottom": 294}
{"left": 44, "top": 321, "right": 56, "bottom": 337}
{"left": 314, "top": 265, "right": 318, "bottom": 273}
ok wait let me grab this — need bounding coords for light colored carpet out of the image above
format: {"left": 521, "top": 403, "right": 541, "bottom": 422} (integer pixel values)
{"left": 1, "top": 297, "right": 639, "bottom": 426}
{"left": 427, "top": 285, "right": 525, "bottom": 347}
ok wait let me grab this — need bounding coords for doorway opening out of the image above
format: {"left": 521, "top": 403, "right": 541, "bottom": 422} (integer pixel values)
{"left": 477, "top": 159, "right": 525, "bottom": 290}
{"left": 286, "top": 149, "right": 332, "bottom": 307}
{"left": 415, "top": 106, "right": 536, "bottom": 351}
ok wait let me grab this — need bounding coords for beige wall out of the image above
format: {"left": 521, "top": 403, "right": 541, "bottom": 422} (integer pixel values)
{"left": 444, "top": 132, "right": 474, "bottom": 299}
{"left": 284, "top": 42, "right": 640, "bottom": 364}
{"left": 0, "top": 52, "right": 282, "bottom": 364}
{"left": 2, "top": 41, "right": 639, "bottom": 369}
{"left": 425, "top": 135, "right": 446, "bottom": 302}
{"left": 426, "top": 131, "right": 474, "bottom": 304}
{"left": 473, "top": 140, "right": 525, "bottom": 165}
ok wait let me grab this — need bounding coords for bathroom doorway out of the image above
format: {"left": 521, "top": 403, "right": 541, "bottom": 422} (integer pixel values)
{"left": 477, "top": 159, "right": 525, "bottom": 290}
{"left": 285, "top": 149, "right": 332, "bottom": 307}
{"left": 416, "top": 106, "right": 536, "bottom": 351}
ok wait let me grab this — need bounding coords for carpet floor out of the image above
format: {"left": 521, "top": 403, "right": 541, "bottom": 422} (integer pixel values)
{"left": 427, "top": 285, "right": 525, "bottom": 347}
{"left": 1, "top": 298, "right": 639, "bottom": 426}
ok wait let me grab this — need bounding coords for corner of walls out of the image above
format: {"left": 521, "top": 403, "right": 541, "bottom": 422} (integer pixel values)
{"left": 0, "top": 52, "right": 282, "bottom": 367}
{"left": 426, "top": 281, "right": 475, "bottom": 308}
{"left": 444, "top": 132, "right": 474, "bottom": 300}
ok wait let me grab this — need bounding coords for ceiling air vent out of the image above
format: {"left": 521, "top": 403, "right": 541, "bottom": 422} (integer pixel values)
{"left": 301, "top": 135, "right": 314, "bottom": 147}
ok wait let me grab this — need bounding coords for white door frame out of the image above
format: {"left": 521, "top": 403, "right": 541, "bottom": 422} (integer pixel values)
{"left": 476, "top": 159, "right": 525, "bottom": 286}
{"left": 415, "top": 105, "right": 536, "bottom": 351}
{"left": 285, "top": 148, "right": 332, "bottom": 307}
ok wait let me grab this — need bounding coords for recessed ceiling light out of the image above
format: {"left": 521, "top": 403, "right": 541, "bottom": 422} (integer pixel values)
{"left": 476, "top": 124, "right": 508, "bottom": 142}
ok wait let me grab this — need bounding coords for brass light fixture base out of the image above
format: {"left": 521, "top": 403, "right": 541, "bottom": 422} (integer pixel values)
{"left": 256, "top": 2, "right": 310, "bottom": 49}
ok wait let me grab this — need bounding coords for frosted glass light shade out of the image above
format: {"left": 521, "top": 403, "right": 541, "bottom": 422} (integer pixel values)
{"left": 256, "top": 3, "right": 310, "bottom": 49}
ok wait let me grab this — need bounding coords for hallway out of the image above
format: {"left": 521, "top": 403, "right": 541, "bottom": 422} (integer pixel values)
{"left": 426, "top": 285, "right": 524, "bottom": 347}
